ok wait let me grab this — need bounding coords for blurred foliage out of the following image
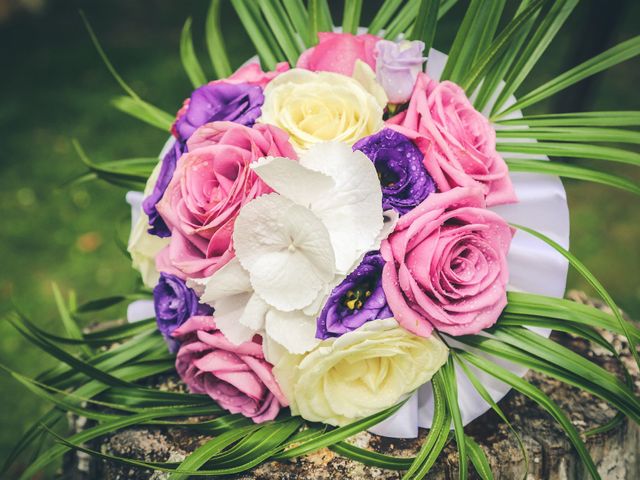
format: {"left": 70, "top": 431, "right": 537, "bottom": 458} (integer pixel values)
{"left": 0, "top": 0, "right": 637, "bottom": 472}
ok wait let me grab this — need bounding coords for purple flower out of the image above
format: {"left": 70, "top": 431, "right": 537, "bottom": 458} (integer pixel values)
{"left": 143, "top": 82, "right": 264, "bottom": 237}
{"left": 153, "top": 273, "right": 213, "bottom": 352}
{"left": 375, "top": 39, "right": 426, "bottom": 104}
{"left": 142, "top": 141, "right": 184, "bottom": 238}
{"left": 174, "top": 82, "right": 264, "bottom": 143}
{"left": 354, "top": 128, "right": 435, "bottom": 215}
{"left": 316, "top": 252, "right": 392, "bottom": 340}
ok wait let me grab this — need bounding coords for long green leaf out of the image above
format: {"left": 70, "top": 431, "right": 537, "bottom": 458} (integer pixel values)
{"left": 384, "top": 0, "right": 422, "bottom": 41}
{"left": 454, "top": 334, "right": 640, "bottom": 423}
{"left": 24, "top": 405, "right": 216, "bottom": 479}
{"left": 439, "top": 0, "right": 483, "bottom": 81}
{"left": 180, "top": 17, "right": 208, "bottom": 88}
{"left": 51, "top": 283, "right": 90, "bottom": 356}
{"left": 330, "top": 441, "right": 413, "bottom": 469}
{"left": 110, "top": 95, "right": 173, "bottom": 130}
{"left": 474, "top": 0, "right": 540, "bottom": 112}
{"left": 497, "top": 35, "right": 640, "bottom": 118}
{"left": 471, "top": 0, "right": 506, "bottom": 66}
{"left": 342, "top": 0, "right": 363, "bottom": 35}
{"left": 456, "top": 350, "right": 601, "bottom": 480}
{"left": 309, "top": 0, "right": 333, "bottom": 44}
{"left": 441, "top": 358, "right": 467, "bottom": 479}
{"left": 454, "top": 352, "right": 528, "bottom": 478}
{"left": 511, "top": 223, "right": 640, "bottom": 369}
{"left": 9, "top": 313, "right": 137, "bottom": 389}
{"left": 282, "top": 0, "right": 311, "bottom": 47}
{"left": 230, "top": 0, "right": 279, "bottom": 70}
{"left": 497, "top": 126, "right": 640, "bottom": 144}
{"left": 497, "top": 141, "right": 640, "bottom": 166}
{"left": 80, "top": 11, "right": 174, "bottom": 130}
{"left": 460, "top": 0, "right": 547, "bottom": 94}
{"left": 205, "top": 0, "right": 233, "bottom": 79}
{"left": 258, "top": 0, "right": 302, "bottom": 65}
{"left": 490, "top": 326, "right": 640, "bottom": 419}
{"left": 410, "top": 0, "right": 439, "bottom": 55}
{"left": 505, "top": 159, "right": 640, "bottom": 195}
{"left": 490, "top": 0, "right": 579, "bottom": 115}
{"left": 506, "top": 292, "right": 640, "bottom": 341}
{"left": 368, "top": 0, "right": 403, "bottom": 35}
{"left": 403, "top": 373, "right": 451, "bottom": 479}
{"left": 277, "top": 400, "right": 407, "bottom": 459}
{"left": 466, "top": 435, "right": 494, "bottom": 480}
{"left": 495, "top": 111, "right": 640, "bottom": 127}
{"left": 168, "top": 426, "right": 260, "bottom": 480}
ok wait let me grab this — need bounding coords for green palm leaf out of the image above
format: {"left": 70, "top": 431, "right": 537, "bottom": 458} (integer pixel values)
{"left": 504, "top": 159, "right": 640, "bottom": 195}
{"left": 440, "top": 357, "right": 468, "bottom": 479}
{"left": 497, "top": 126, "right": 640, "bottom": 144}
{"left": 456, "top": 350, "right": 600, "bottom": 480}
{"left": 497, "top": 141, "right": 640, "bottom": 166}
{"left": 258, "top": 0, "right": 303, "bottom": 65}
{"left": 110, "top": 95, "right": 173, "bottom": 130}
{"left": 496, "top": 35, "right": 640, "bottom": 119}
{"left": 490, "top": 0, "right": 579, "bottom": 116}
{"left": 402, "top": 372, "right": 451, "bottom": 479}
{"left": 342, "top": 0, "right": 363, "bottom": 35}
{"left": 495, "top": 111, "right": 640, "bottom": 127}
{"left": 206, "top": 0, "right": 233, "bottom": 78}
{"left": 180, "top": 17, "right": 208, "bottom": 88}
{"left": 410, "top": 0, "right": 439, "bottom": 54}
{"left": 511, "top": 223, "right": 640, "bottom": 369}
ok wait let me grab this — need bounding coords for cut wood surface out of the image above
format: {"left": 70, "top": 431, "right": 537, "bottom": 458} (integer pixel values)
{"left": 63, "top": 292, "right": 640, "bottom": 479}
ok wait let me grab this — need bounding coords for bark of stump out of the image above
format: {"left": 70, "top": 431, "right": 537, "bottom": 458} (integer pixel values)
{"left": 63, "top": 292, "right": 640, "bottom": 479}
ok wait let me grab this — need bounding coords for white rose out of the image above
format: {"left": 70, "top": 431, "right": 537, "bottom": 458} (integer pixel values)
{"left": 273, "top": 318, "right": 448, "bottom": 426}
{"left": 259, "top": 68, "right": 385, "bottom": 151}
{"left": 127, "top": 160, "right": 168, "bottom": 288}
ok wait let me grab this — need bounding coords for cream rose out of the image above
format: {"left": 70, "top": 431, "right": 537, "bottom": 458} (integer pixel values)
{"left": 259, "top": 68, "right": 385, "bottom": 150}
{"left": 127, "top": 160, "right": 169, "bottom": 288}
{"left": 273, "top": 318, "right": 448, "bottom": 426}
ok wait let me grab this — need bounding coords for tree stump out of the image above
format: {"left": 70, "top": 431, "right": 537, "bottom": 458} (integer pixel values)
{"left": 63, "top": 292, "right": 640, "bottom": 479}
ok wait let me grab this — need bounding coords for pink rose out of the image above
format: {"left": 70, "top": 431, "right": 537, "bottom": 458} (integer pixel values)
{"left": 222, "top": 61, "right": 290, "bottom": 88}
{"left": 388, "top": 74, "right": 516, "bottom": 206}
{"left": 156, "top": 121, "right": 297, "bottom": 278}
{"left": 297, "top": 32, "right": 380, "bottom": 76}
{"left": 381, "top": 187, "right": 512, "bottom": 337}
{"left": 173, "top": 316, "right": 288, "bottom": 423}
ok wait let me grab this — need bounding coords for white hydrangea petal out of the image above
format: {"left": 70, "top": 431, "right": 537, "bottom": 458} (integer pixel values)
{"left": 199, "top": 257, "right": 252, "bottom": 303}
{"left": 234, "top": 193, "right": 336, "bottom": 311}
{"left": 265, "top": 308, "right": 320, "bottom": 354}
{"left": 239, "top": 293, "right": 270, "bottom": 331}
{"left": 302, "top": 143, "right": 384, "bottom": 273}
{"left": 211, "top": 293, "right": 256, "bottom": 345}
{"left": 251, "top": 156, "right": 335, "bottom": 207}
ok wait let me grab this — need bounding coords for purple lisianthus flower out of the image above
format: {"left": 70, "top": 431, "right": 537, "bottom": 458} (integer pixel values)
{"left": 174, "top": 82, "right": 264, "bottom": 143}
{"left": 375, "top": 39, "right": 426, "bottom": 104}
{"left": 153, "top": 273, "right": 213, "bottom": 352}
{"left": 143, "top": 82, "right": 264, "bottom": 237}
{"left": 354, "top": 128, "right": 435, "bottom": 215}
{"left": 316, "top": 252, "right": 392, "bottom": 340}
{"left": 142, "top": 141, "right": 184, "bottom": 237}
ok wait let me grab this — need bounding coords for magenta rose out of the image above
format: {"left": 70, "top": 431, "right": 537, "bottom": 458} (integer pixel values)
{"left": 388, "top": 73, "right": 516, "bottom": 206}
{"left": 156, "top": 121, "right": 297, "bottom": 279}
{"left": 297, "top": 32, "right": 380, "bottom": 76}
{"left": 173, "top": 316, "right": 288, "bottom": 423}
{"left": 381, "top": 187, "right": 512, "bottom": 337}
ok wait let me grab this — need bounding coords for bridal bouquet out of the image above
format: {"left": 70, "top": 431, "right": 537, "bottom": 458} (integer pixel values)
{"left": 5, "top": 1, "right": 639, "bottom": 479}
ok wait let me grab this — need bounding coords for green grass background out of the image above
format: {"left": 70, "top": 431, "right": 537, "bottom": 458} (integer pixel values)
{"left": 0, "top": 0, "right": 638, "bottom": 474}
